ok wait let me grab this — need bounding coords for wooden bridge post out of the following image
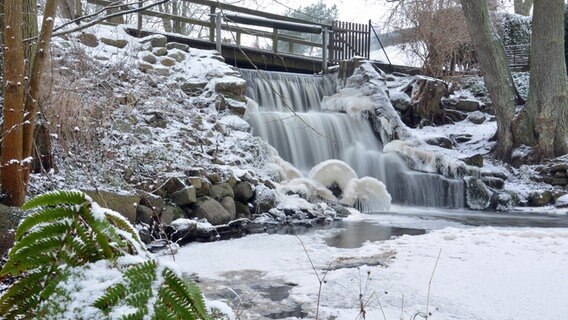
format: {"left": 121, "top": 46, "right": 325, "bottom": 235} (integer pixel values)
{"left": 272, "top": 29, "right": 278, "bottom": 53}
{"left": 209, "top": 6, "right": 216, "bottom": 42}
{"left": 322, "top": 27, "right": 329, "bottom": 73}
{"left": 215, "top": 13, "right": 223, "bottom": 54}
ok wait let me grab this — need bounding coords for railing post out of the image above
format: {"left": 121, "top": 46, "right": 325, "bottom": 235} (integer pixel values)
{"left": 322, "top": 27, "right": 329, "bottom": 73}
{"left": 209, "top": 6, "right": 216, "bottom": 42}
{"left": 215, "top": 13, "right": 223, "bottom": 54}
{"left": 272, "top": 29, "right": 278, "bottom": 53}
{"left": 137, "top": 0, "right": 143, "bottom": 35}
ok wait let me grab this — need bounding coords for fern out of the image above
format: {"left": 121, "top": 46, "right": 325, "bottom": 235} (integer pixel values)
{"left": 0, "top": 190, "right": 212, "bottom": 320}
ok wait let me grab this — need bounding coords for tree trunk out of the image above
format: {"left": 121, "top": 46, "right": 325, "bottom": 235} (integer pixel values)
{"left": 57, "top": 0, "right": 80, "bottom": 19}
{"left": 515, "top": 0, "right": 568, "bottom": 160}
{"left": 2, "top": 0, "right": 26, "bottom": 206}
{"left": 514, "top": 0, "right": 533, "bottom": 16}
{"left": 460, "top": 0, "right": 516, "bottom": 161}
{"left": 22, "top": 0, "right": 58, "bottom": 183}
{"left": 23, "top": 0, "right": 38, "bottom": 79}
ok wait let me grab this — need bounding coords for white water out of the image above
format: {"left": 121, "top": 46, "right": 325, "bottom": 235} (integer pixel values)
{"left": 242, "top": 69, "right": 464, "bottom": 208}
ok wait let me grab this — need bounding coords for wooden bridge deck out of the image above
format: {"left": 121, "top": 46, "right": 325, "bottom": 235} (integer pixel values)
{"left": 128, "top": 28, "right": 325, "bottom": 74}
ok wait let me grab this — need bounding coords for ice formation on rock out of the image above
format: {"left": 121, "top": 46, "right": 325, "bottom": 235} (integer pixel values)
{"left": 340, "top": 176, "right": 392, "bottom": 212}
{"left": 308, "top": 160, "right": 358, "bottom": 191}
{"left": 321, "top": 87, "right": 374, "bottom": 117}
{"left": 278, "top": 178, "right": 338, "bottom": 202}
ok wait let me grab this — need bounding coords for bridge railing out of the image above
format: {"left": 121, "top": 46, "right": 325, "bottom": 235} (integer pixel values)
{"left": 86, "top": 1, "right": 329, "bottom": 58}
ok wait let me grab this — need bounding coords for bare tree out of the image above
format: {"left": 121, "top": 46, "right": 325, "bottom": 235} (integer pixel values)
{"left": 386, "top": 0, "right": 472, "bottom": 76}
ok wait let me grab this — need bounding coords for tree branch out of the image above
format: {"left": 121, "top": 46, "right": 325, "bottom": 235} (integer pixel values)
{"left": 24, "top": 0, "right": 170, "bottom": 42}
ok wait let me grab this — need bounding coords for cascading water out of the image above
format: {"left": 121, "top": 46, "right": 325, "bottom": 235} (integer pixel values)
{"left": 242, "top": 69, "right": 464, "bottom": 208}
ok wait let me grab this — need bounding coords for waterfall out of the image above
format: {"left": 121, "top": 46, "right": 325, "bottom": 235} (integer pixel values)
{"left": 242, "top": 69, "right": 464, "bottom": 208}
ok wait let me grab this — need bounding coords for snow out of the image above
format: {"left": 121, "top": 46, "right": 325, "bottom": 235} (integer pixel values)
{"left": 163, "top": 213, "right": 568, "bottom": 319}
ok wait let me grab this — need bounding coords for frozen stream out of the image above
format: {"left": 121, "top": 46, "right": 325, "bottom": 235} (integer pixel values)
{"left": 162, "top": 209, "right": 568, "bottom": 320}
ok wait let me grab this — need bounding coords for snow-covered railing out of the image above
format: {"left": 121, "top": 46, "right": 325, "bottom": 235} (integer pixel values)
{"left": 84, "top": 0, "right": 372, "bottom": 73}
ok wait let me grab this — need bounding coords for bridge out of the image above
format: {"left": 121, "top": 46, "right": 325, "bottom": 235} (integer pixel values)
{"left": 84, "top": 0, "right": 402, "bottom": 74}
{"left": 84, "top": 0, "right": 528, "bottom": 74}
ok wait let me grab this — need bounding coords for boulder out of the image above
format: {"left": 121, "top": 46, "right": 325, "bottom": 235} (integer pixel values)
{"left": 208, "top": 173, "right": 222, "bottom": 184}
{"left": 215, "top": 79, "right": 247, "bottom": 98}
{"left": 235, "top": 201, "right": 252, "bottom": 219}
{"left": 490, "top": 192, "right": 515, "bottom": 211}
{"left": 453, "top": 99, "right": 480, "bottom": 112}
{"left": 138, "top": 62, "right": 154, "bottom": 73}
{"left": 187, "top": 176, "right": 203, "bottom": 189}
{"left": 82, "top": 190, "right": 140, "bottom": 223}
{"left": 166, "top": 42, "right": 190, "bottom": 52}
{"left": 170, "top": 186, "right": 197, "bottom": 206}
{"left": 254, "top": 185, "right": 276, "bottom": 214}
{"left": 390, "top": 92, "right": 411, "bottom": 111}
{"left": 141, "top": 53, "right": 157, "bottom": 64}
{"left": 78, "top": 33, "right": 99, "bottom": 47}
{"left": 180, "top": 81, "right": 207, "bottom": 97}
{"left": 141, "top": 34, "right": 167, "bottom": 48}
{"left": 191, "top": 196, "right": 233, "bottom": 225}
{"left": 461, "top": 154, "right": 484, "bottom": 167}
{"left": 168, "top": 51, "right": 186, "bottom": 62}
{"left": 160, "top": 57, "right": 176, "bottom": 67}
{"left": 157, "top": 176, "right": 187, "bottom": 197}
{"left": 468, "top": 111, "right": 486, "bottom": 124}
{"left": 155, "top": 67, "right": 170, "bottom": 77}
{"left": 464, "top": 177, "right": 491, "bottom": 210}
{"left": 225, "top": 175, "right": 238, "bottom": 188}
{"left": 211, "top": 183, "right": 234, "bottom": 201}
{"left": 168, "top": 218, "right": 198, "bottom": 243}
{"left": 528, "top": 190, "right": 553, "bottom": 206}
{"left": 196, "top": 179, "right": 212, "bottom": 197}
{"left": 220, "top": 197, "right": 237, "bottom": 217}
{"left": 153, "top": 47, "right": 168, "bottom": 57}
{"left": 482, "top": 176, "right": 505, "bottom": 190}
{"left": 234, "top": 181, "right": 254, "bottom": 202}
{"left": 425, "top": 136, "right": 454, "bottom": 149}
{"left": 136, "top": 204, "right": 154, "bottom": 224}
{"left": 100, "top": 37, "right": 128, "bottom": 49}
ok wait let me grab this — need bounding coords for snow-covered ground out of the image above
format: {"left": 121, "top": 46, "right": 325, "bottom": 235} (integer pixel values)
{"left": 162, "top": 210, "right": 568, "bottom": 319}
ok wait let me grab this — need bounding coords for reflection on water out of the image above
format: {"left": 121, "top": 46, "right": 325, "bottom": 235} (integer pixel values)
{"left": 325, "top": 221, "right": 425, "bottom": 248}
{"left": 324, "top": 207, "right": 568, "bottom": 249}
{"left": 388, "top": 206, "right": 568, "bottom": 228}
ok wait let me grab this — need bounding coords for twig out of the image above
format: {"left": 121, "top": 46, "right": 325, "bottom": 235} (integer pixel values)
{"left": 25, "top": 0, "right": 170, "bottom": 42}
{"left": 425, "top": 248, "right": 442, "bottom": 319}
{"left": 295, "top": 234, "right": 332, "bottom": 320}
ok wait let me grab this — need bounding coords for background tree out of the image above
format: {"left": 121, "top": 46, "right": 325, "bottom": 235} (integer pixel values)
{"left": 1, "top": 0, "right": 57, "bottom": 206}
{"left": 386, "top": 0, "right": 472, "bottom": 76}
{"left": 282, "top": 0, "right": 338, "bottom": 55}
{"left": 2, "top": 0, "right": 27, "bottom": 206}
{"left": 513, "top": 0, "right": 568, "bottom": 160}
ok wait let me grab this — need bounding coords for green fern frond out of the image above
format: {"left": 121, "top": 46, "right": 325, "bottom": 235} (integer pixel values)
{"left": 161, "top": 268, "right": 209, "bottom": 320}
{"left": 15, "top": 206, "right": 76, "bottom": 239}
{"left": 153, "top": 304, "right": 178, "bottom": 320}
{"left": 21, "top": 190, "right": 87, "bottom": 210}
{"left": 93, "top": 283, "right": 128, "bottom": 311}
